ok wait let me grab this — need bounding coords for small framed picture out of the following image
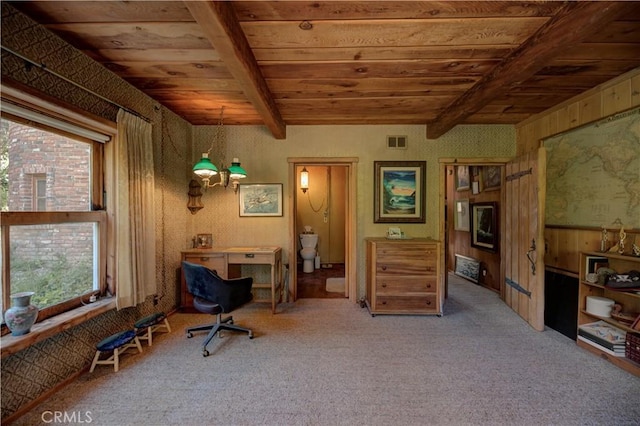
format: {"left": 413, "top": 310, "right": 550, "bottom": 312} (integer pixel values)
{"left": 454, "top": 199, "right": 470, "bottom": 232}
{"left": 196, "top": 233, "right": 212, "bottom": 249}
{"left": 239, "top": 184, "right": 283, "bottom": 217}
{"left": 455, "top": 165, "right": 470, "bottom": 191}
{"left": 471, "top": 181, "right": 480, "bottom": 195}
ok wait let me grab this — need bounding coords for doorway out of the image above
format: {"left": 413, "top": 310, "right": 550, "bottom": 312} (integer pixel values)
{"left": 287, "top": 158, "right": 358, "bottom": 303}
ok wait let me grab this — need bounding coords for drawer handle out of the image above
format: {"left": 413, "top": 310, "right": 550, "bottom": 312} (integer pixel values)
{"left": 381, "top": 301, "right": 387, "bottom": 305}
{"left": 245, "top": 254, "right": 255, "bottom": 258}
{"left": 381, "top": 266, "right": 387, "bottom": 271}
{"left": 382, "top": 283, "right": 387, "bottom": 288}
{"left": 200, "top": 257, "right": 209, "bottom": 261}
{"left": 426, "top": 300, "right": 431, "bottom": 305}
{"left": 425, "top": 284, "right": 432, "bottom": 289}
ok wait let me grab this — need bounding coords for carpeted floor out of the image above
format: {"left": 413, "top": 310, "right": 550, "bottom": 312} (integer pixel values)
{"left": 11, "top": 274, "right": 640, "bottom": 425}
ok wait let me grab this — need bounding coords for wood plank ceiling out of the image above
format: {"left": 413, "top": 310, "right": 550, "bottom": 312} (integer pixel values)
{"left": 8, "top": 1, "right": 640, "bottom": 139}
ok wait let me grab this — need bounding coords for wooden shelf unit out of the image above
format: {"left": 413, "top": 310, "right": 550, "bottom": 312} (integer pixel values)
{"left": 578, "top": 251, "right": 640, "bottom": 376}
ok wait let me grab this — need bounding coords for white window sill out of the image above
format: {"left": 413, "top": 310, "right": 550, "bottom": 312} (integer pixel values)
{"left": 1, "top": 297, "right": 116, "bottom": 358}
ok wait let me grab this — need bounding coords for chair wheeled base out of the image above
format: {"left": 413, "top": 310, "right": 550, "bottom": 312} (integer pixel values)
{"left": 186, "top": 312, "right": 253, "bottom": 357}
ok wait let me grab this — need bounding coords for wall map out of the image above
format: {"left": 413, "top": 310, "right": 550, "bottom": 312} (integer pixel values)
{"left": 544, "top": 107, "right": 639, "bottom": 229}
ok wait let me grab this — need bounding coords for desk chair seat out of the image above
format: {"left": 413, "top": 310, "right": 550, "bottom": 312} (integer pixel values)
{"left": 182, "top": 261, "right": 254, "bottom": 357}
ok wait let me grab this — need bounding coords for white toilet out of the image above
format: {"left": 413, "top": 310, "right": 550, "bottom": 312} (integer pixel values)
{"left": 299, "top": 230, "right": 319, "bottom": 273}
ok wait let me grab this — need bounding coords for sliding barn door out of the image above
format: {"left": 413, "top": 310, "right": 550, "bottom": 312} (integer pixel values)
{"left": 503, "top": 148, "right": 546, "bottom": 331}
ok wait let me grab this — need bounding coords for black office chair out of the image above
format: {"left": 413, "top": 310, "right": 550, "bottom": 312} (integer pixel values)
{"left": 182, "top": 261, "right": 254, "bottom": 357}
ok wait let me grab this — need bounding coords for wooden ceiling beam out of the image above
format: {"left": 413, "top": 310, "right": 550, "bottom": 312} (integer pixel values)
{"left": 426, "top": 1, "right": 639, "bottom": 139}
{"left": 184, "top": 0, "right": 286, "bottom": 139}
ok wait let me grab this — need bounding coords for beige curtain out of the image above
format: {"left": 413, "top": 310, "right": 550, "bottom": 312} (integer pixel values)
{"left": 114, "top": 109, "right": 157, "bottom": 309}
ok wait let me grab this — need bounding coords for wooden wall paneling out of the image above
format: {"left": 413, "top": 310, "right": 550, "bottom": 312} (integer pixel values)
{"left": 631, "top": 73, "right": 640, "bottom": 106}
{"left": 579, "top": 93, "right": 602, "bottom": 124}
{"left": 602, "top": 79, "right": 632, "bottom": 117}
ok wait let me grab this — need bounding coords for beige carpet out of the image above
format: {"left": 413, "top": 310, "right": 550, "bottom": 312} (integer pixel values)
{"left": 325, "top": 277, "right": 345, "bottom": 293}
{"left": 11, "top": 274, "right": 640, "bottom": 425}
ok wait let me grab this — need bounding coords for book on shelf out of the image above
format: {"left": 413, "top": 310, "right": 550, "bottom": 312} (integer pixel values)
{"left": 578, "top": 328, "right": 626, "bottom": 352}
{"left": 578, "top": 330, "right": 625, "bottom": 353}
{"left": 577, "top": 336, "right": 626, "bottom": 357}
{"left": 578, "top": 320, "right": 626, "bottom": 346}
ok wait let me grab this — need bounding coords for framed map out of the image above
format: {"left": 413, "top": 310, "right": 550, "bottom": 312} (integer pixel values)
{"left": 543, "top": 107, "right": 639, "bottom": 228}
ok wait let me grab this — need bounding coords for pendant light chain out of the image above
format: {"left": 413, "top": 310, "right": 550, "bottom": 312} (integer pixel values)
{"left": 307, "top": 166, "right": 327, "bottom": 213}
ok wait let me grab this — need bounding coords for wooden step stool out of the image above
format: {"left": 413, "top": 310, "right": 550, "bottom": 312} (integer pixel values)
{"left": 90, "top": 329, "right": 142, "bottom": 372}
{"left": 134, "top": 312, "right": 171, "bottom": 346}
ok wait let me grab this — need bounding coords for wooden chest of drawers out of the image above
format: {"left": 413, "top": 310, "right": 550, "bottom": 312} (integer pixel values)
{"left": 365, "top": 238, "right": 442, "bottom": 316}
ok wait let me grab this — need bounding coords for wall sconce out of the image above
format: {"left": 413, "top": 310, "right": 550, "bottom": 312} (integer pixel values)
{"left": 300, "top": 167, "right": 309, "bottom": 193}
{"left": 192, "top": 107, "right": 247, "bottom": 193}
{"left": 187, "top": 179, "right": 204, "bottom": 214}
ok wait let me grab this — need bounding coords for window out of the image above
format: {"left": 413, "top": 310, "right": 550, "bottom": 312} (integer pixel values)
{"left": 32, "top": 174, "right": 46, "bottom": 211}
{"left": 0, "top": 87, "right": 114, "bottom": 327}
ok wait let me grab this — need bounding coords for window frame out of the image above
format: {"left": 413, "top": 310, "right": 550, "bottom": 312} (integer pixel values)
{"left": 32, "top": 173, "right": 47, "bottom": 211}
{"left": 0, "top": 79, "right": 116, "bottom": 335}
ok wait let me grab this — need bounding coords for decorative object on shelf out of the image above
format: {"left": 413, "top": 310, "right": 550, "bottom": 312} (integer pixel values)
{"left": 471, "top": 202, "right": 498, "bottom": 252}
{"left": 192, "top": 107, "right": 247, "bottom": 193}
{"left": 600, "top": 226, "right": 609, "bottom": 252}
{"left": 618, "top": 226, "right": 627, "bottom": 254}
{"left": 4, "top": 291, "right": 39, "bottom": 336}
{"left": 585, "top": 296, "right": 615, "bottom": 317}
{"left": 196, "top": 233, "right": 213, "bottom": 249}
{"left": 239, "top": 184, "right": 283, "bottom": 217}
{"left": 299, "top": 167, "right": 309, "bottom": 193}
{"left": 605, "top": 270, "right": 640, "bottom": 290}
{"left": 610, "top": 304, "right": 639, "bottom": 325}
{"left": 374, "top": 161, "right": 426, "bottom": 223}
{"left": 187, "top": 179, "right": 204, "bottom": 214}
{"left": 633, "top": 242, "right": 640, "bottom": 257}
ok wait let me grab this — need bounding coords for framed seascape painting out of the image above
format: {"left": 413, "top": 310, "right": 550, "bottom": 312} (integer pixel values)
{"left": 239, "top": 184, "right": 283, "bottom": 217}
{"left": 471, "top": 202, "right": 498, "bottom": 252}
{"left": 374, "top": 161, "right": 426, "bottom": 223}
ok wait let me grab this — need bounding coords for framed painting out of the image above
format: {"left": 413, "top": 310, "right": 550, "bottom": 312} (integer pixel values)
{"left": 455, "top": 165, "right": 470, "bottom": 191}
{"left": 454, "top": 199, "right": 470, "bottom": 231}
{"left": 481, "top": 166, "right": 502, "bottom": 191}
{"left": 239, "top": 184, "right": 283, "bottom": 217}
{"left": 454, "top": 254, "right": 480, "bottom": 283}
{"left": 471, "top": 202, "right": 498, "bottom": 252}
{"left": 374, "top": 161, "right": 426, "bottom": 223}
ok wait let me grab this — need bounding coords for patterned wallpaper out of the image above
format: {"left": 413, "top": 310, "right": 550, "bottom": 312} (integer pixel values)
{"left": 1, "top": 4, "right": 191, "bottom": 420}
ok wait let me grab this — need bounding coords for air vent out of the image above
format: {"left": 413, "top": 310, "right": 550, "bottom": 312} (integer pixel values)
{"left": 387, "top": 135, "right": 407, "bottom": 149}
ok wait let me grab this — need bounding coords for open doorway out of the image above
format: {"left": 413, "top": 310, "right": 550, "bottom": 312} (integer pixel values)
{"left": 287, "top": 158, "right": 358, "bottom": 303}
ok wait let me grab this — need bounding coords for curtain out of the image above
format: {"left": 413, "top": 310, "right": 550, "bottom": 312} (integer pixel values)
{"left": 115, "top": 109, "right": 157, "bottom": 309}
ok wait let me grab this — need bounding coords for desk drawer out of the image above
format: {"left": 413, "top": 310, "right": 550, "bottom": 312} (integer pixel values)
{"left": 183, "top": 254, "right": 226, "bottom": 277}
{"left": 227, "top": 252, "right": 273, "bottom": 265}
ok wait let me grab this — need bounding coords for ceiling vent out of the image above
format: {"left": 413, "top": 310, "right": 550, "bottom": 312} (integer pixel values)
{"left": 387, "top": 135, "right": 407, "bottom": 149}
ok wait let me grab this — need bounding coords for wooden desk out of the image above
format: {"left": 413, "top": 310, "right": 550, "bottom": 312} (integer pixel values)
{"left": 181, "top": 246, "right": 283, "bottom": 314}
